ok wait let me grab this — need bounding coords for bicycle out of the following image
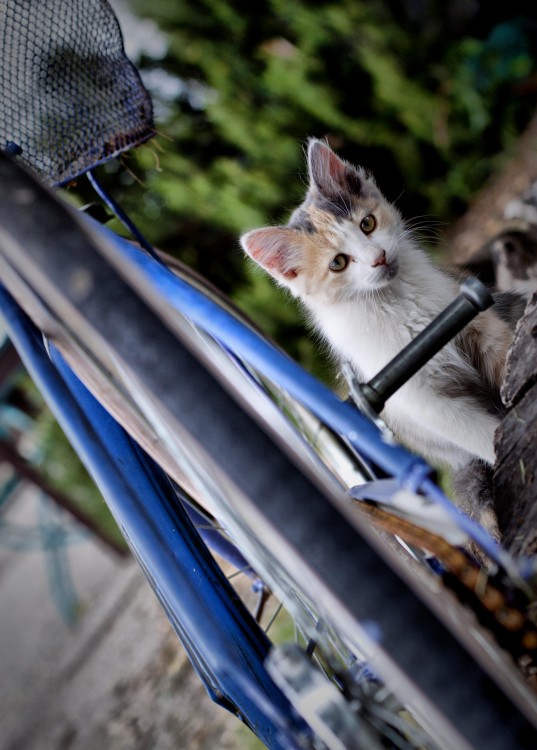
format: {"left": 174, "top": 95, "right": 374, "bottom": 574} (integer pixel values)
{"left": 1, "top": 2, "right": 537, "bottom": 749}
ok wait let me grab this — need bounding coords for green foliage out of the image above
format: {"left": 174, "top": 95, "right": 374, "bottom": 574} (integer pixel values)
{"left": 85, "top": 2, "right": 536, "bottom": 370}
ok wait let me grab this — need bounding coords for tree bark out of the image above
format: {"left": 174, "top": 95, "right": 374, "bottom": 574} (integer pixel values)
{"left": 494, "top": 295, "right": 537, "bottom": 557}
{"left": 447, "top": 113, "right": 537, "bottom": 267}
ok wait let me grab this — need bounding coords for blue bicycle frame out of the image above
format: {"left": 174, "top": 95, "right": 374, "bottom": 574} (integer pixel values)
{"left": 0, "top": 285, "right": 314, "bottom": 750}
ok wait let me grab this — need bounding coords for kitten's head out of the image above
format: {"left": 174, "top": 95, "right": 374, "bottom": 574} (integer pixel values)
{"left": 241, "top": 139, "right": 404, "bottom": 304}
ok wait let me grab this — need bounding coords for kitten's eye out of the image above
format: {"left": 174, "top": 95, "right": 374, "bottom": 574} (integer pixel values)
{"left": 329, "top": 254, "right": 350, "bottom": 272}
{"left": 360, "top": 214, "right": 376, "bottom": 235}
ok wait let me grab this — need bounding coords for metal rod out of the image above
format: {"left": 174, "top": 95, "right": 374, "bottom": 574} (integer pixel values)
{"left": 0, "top": 437, "right": 128, "bottom": 556}
{"left": 86, "top": 170, "right": 163, "bottom": 264}
{"left": 360, "top": 277, "right": 494, "bottom": 414}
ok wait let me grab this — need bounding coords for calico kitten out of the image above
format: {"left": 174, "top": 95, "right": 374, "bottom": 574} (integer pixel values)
{"left": 241, "top": 139, "right": 516, "bottom": 532}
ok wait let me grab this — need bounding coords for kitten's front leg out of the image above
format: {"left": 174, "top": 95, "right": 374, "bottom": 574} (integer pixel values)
{"left": 391, "top": 384, "right": 500, "bottom": 466}
{"left": 451, "top": 459, "right": 501, "bottom": 547}
{"left": 434, "top": 397, "right": 499, "bottom": 466}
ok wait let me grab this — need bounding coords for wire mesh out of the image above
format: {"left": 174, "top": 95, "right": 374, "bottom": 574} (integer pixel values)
{"left": 0, "top": 0, "right": 155, "bottom": 185}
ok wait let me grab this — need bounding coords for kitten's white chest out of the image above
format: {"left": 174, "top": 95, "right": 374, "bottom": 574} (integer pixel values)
{"left": 310, "top": 290, "right": 499, "bottom": 467}
{"left": 312, "top": 296, "right": 429, "bottom": 380}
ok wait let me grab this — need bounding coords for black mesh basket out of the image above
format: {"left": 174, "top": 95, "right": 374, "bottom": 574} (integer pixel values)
{"left": 0, "top": 0, "right": 155, "bottom": 185}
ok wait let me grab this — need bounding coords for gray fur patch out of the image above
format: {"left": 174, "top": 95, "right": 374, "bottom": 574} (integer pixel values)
{"left": 492, "top": 291, "right": 528, "bottom": 329}
{"left": 451, "top": 458, "right": 499, "bottom": 541}
{"left": 316, "top": 192, "right": 352, "bottom": 219}
{"left": 288, "top": 209, "right": 317, "bottom": 234}
{"left": 432, "top": 363, "right": 505, "bottom": 417}
{"left": 491, "top": 231, "right": 537, "bottom": 280}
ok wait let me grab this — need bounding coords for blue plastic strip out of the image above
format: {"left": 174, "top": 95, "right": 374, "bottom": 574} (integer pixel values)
{"left": 420, "top": 476, "right": 518, "bottom": 580}
{"left": 350, "top": 476, "right": 506, "bottom": 570}
{"left": 0, "top": 285, "right": 309, "bottom": 750}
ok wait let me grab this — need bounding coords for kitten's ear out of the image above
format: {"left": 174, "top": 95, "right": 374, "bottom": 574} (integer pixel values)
{"left": 307, "top": 139, "right": 363, "bottom": 198}
{"left": 240, "top": 227, "right": 301, "bottom": 281}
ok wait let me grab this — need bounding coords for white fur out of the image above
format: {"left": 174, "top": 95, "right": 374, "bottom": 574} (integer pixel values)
{"left": 241, "top": 141, "right": 504, "bottom": 472}
{"left": 300, "top": 242, "right": 499, "bottom": 469}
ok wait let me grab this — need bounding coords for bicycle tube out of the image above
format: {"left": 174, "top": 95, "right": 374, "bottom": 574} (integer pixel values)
{"left": 0, "top": 293, "right": 313, "bottom": 748}
{"left": 2, "top": 154, "right": 537, "bottom": 749}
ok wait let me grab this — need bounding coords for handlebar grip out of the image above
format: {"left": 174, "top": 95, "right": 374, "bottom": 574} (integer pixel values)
{"left": 360, "top": 277, "right": 494, "bottom": 414}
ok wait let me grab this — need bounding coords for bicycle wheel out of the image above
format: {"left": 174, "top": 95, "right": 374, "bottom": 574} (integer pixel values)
{"left": 1, "top": 152, "right": 537, "bottom": 750}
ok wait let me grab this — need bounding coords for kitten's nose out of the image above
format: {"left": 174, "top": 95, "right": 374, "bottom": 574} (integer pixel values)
{"left": 372, "top": 250, "right": 387, "bottom": 267}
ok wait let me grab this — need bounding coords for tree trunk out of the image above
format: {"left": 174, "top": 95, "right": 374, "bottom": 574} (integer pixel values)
{"left": 494, "top": 295, "right": 537, "bottom": 557}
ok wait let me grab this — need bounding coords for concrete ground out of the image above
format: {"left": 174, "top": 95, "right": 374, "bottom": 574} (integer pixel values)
{"left": 0, "top": 485, "right": 261, "bottom": 750}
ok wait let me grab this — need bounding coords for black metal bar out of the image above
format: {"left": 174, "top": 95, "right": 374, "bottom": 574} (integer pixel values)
{"left": 86, "top": 170, "right": 163, "bottom": 264}
{"left": 361, "top": 277, "right": 494, "bottom": 413}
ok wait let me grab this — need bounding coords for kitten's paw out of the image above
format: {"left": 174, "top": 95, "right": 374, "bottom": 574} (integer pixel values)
{"left": 478, "top": 506, "right": 502, "bottom": 544}
{"left": 466, "top": 506, "right": 501, "bottom": 569}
